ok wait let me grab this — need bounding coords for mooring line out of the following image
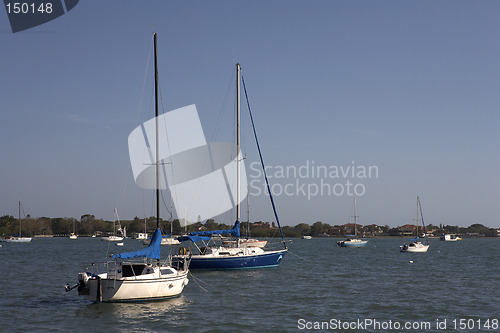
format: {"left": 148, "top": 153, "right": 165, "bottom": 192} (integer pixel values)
{"left": 189, "top": 272, "right": 209, "bottom": 292}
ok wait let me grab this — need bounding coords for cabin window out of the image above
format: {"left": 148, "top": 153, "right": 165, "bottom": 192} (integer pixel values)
{"left": 121, "top": 264, "right": 146, "bottom": 277}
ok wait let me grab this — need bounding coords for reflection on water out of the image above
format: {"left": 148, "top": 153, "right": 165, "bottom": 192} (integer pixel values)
{"left": 76, "top": 296, "right": 190, "bottom": 331}
{"left": 111, "top": 296, "right": 188, "bottom": 320}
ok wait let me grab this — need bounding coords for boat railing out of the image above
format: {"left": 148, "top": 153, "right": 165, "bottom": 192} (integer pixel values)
{"left": 264, "top": 239, "right": 292, "bottom": 250}
{"left": 168, "top": 253, "right": 191, "bottom": 271}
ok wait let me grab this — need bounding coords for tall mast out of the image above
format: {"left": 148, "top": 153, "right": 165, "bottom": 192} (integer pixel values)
{"left": 353, "top": 197, "right": 357, "bottom": 236}
{"left": 416, "top": 196, "right": 419, "bottom": 238}
{"left": 236, "top": 63, "right": 241, "bottom": 223}
{"left": 18, "top": 201, "right": 21, "bottom": 237}
{"left": 154, "top": 32, "right": 160, "bottom": 230}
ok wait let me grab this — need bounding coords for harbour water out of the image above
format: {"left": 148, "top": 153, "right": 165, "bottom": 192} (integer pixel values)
{"left": 0, "top": 237, "right": 498, "bottom": 332}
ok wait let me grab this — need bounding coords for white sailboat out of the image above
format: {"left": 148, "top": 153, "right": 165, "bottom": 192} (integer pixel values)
{"left": 400, "top": 196, "right": 430, "bottom": 253}
{"left": 0, "top": 201, "right": 32, "bottom": 243}
{"left": 142, "top": 220, "right": 180, "bottom": 245}
{"left": 69, "top": 219, "right": 78, "bottom": 239}
{"left": 221, "top": 201, "right": 267, "bottom": 248}
{"left": 133, "top": 217, "right": 148, "bottom": 240}
{"left": 66, "top": 33, "right": 190, "bottom": 302}
{"left": 337, "top": 197, "right": 368, "bottom": 247}
{"left": 101, "top": 208, "right": 124, "bottom": 242}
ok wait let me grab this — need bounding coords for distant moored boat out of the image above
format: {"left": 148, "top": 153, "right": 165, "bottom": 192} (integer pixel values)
{"left": 0, "top": 201, "right": 32, "bottom": 243}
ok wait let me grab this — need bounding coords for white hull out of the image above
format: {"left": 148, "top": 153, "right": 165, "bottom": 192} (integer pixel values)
{"left": 0, "top": 237, "right": 32, "bottom": 243}
{"left": 133, "top": 233, "right": 149, "bottom": 240}
{"left": 440, "top": 234, "right": 461, "bottom": 241}
{"left": 222, "top": 239, "right": 267, "bottom": 248}
{"left": 102, "top": 236, "right": 124, "bottom": 242}
{"left": 400, "top": 196, "right": 430, "bottom": 253}
{"left": 142, "top": 237, "right": 180, "bottom": 246}
{"left": 302, "top": 236, "right": 312, "bottom": 239}
{"left": 337, "top": 238, "right": 368, "bottom": 247}
{"left": 79, "top": 264, "right": 189, "bottom": 302}
{"left": 69, "top": 233, "right": 78, "bottom": 239}
{"left": 400, "top": 242, "right": 430, "bottom": 253}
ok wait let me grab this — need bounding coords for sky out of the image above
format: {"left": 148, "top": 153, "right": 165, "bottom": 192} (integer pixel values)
{"left": 1, "top": 0, "right": 499, "bottom": 228}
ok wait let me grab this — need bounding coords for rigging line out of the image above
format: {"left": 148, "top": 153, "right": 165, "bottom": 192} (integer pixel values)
{"left": 20, "top": 202, "right": 31, "bottom": 234}
{"left": 157, "top": 81, "right": 183, "bottom": 222}
{"left": 241, "top": 72, "right": 287, "bottom": 249}
{"left": 209, "top": 66, "right": 236, "bottom": 142}
{"left": 286, "top": 248, "right": 327, "bottom": 271}
{"left": 287, "top": 249, "right": 307, "bottom": 261}
{"left": 157, "top": 85, "right": 174, "bottom": 222}
{"left": 116, "top": 35, "right": 154, "bottom": 215}
{"left": 135, "top": 34, "right": 155, "bottom": 125}
{"left": 189, "top": 272, "right": 209, "bottom": 292}
{"left": 160, "top": 190, "right": 173, "bottom": 221}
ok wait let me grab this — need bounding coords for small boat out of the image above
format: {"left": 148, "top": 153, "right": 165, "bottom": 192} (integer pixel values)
{"left": 102, "top": 235, "right": 124, "bottom": 242}
{"left": 66, "top": 33, "right": 190, "bottom": 302}
{"left": 142, "top": 236, "right": 180, "bottom": 246}
{"left": 142, "top": 220, "right": 179, "bottom": 245}
{"left": 440, "top": 234, "right": 461, "bottom": 241}
{"left": 0, "top": 201, "right": 32, "bottom": 243}
{"left": 338, "top": 238, "right": 368, "bottom": 247}
{"left": 69, "top": 220, "right": 78, "bottom": 239}
{"left": 400, "top": 196, "right": 430, "bottom": 253}
{"left": 133, "top": 232, "right": 148, "bottom": 240}
{"left": 115, "top": 242, "right": 124, "bottom": 246}
{"left": 161, "top": 237, "right": 180, "bottom": 245}
{"left": 337, "top": 197, "right": 367, "bottom": 247}
{"left": 101, "top": 208, "right": 124, "bottom": 242}
{"left": 132, "top": 217, "right": 149, "bottom": 240}
{"left": 302, "top": 235, "right": 312, "bottom": 240}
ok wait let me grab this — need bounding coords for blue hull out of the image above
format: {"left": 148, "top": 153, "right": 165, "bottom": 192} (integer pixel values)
{"left": 184, "top": 249, "right": 287, "bottom": 270}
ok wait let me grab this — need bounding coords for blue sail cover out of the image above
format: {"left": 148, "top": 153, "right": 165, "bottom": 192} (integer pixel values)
{"left": 112, "top": 229, "right": 162, "bottom": 260}
{"left": 177, "top": 235, "right": 211, "bottom": 243}
{"left": 189, "top": 220, "right": 240, "bottom": 237}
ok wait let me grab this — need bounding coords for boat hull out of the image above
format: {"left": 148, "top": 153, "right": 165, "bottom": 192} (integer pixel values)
{"left": 143, "top": 237, "right": 180, "bottom": 246}
{"left": 175, "top": 249, "right": 287, "bottom": 270}
{"left": 440, "top": 234, "right": 461, "bottom": 241}
{"left": 400, "top": 243, "right": 430, "bottom": 253}
{"left": 82, "top": 270, "right": 189, "bottom": 302}
{"left": 0, "top": 237, "right": 32, "bottom": 243}
{"left": 222, "top": 239, "right": 267, "bottom": 248}
{"left": 102, "top": 236, "right": 124, "bottom": 242}
{"left": 337, "top": 240, "right": 368, "bottom": 247}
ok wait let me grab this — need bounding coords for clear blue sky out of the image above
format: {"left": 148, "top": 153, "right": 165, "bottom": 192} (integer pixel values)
{"left": 1, "top": 0, "right": 499, "bottom": 228}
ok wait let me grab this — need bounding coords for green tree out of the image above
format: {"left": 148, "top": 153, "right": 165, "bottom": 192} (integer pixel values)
{"left": 294, "top": 223, "right": 311, "bottom": 236}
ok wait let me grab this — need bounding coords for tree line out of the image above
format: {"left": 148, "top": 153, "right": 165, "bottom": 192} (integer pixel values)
{"left": 0, "top": 214, "right": 497, "bottom": 238}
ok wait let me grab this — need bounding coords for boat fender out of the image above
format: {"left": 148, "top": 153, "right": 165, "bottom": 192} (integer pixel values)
{"left": 178, "top": 247, "right": 186, "bottom": 255}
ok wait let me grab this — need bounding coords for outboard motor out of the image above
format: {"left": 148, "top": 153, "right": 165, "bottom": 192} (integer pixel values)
{"left": 77, "top": 272, "right": 91, "bottom": 295}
